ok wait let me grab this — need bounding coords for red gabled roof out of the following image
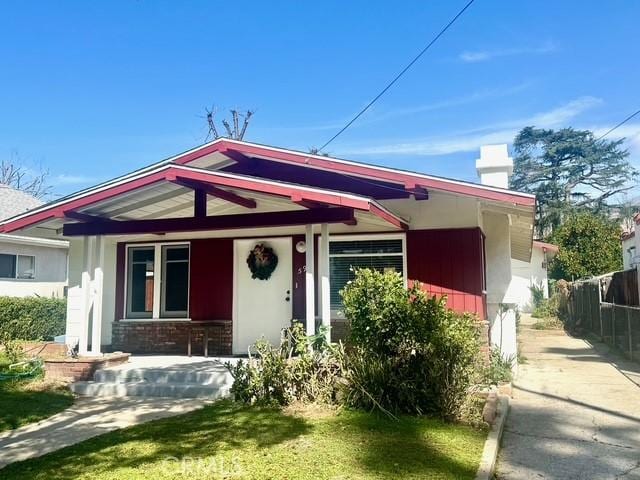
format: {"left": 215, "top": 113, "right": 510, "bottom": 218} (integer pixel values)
{"left": 0, "top": 138, "right": 535, "bottom": 234}
{"left": 0, "top": 164, "right": 408, "bottom": 233}
{"left": 170, "top": 138, "right": 535, "bottom": 207}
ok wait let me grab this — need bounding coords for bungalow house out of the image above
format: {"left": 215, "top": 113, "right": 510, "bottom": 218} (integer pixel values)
{"left": 0, "top": 184, "right": 68, "bottom": 297}
{"left": 622, "top": 228, "right": 637, "bottom": 270}
{"left": 0, "top": 140, "right": 535, "bottom": 361}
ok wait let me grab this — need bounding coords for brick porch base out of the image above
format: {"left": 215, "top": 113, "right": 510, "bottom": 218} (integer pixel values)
{"left": 111, "top": 321, "right": 232, "bottom": 355}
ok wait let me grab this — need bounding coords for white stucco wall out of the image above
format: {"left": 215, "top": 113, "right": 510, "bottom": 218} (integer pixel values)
{"left": 483, "top": 211, "right": 518, "bottom": 362}
{"left": 0, "top": 240, "right": 68, "bottom": 298}
{"left": 508, "top": 247, "right": 550, "bottom": 312}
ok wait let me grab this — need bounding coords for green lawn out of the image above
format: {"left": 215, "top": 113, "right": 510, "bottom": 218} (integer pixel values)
{"left": 0, "top": 400, "right": 486, "bottom": 479}
{"left": 0, "top": 355, "right": 74, "bottom": 432}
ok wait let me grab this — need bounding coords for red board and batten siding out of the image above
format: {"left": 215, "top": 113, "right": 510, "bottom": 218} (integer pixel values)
{"left": 114, "top": 228, "right": 486, "bottom": 325}
{"left": 406, "top": 228, "right": 486, "bottom": 319}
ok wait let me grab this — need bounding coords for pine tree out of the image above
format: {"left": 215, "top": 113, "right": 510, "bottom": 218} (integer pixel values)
{"left": 510, "top": 127, "right": 636, "bottom": 238}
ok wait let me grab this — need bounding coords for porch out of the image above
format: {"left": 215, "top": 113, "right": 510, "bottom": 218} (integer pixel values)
{"left": 50, "top": 165, "right": 410, "bottom": 357}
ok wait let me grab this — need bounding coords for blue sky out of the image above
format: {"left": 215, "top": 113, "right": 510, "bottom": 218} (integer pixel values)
{"left": 0, "top": 1, "right": 639, "bottom": 198}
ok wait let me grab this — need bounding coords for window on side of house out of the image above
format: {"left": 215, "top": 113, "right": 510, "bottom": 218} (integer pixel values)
{"left": 329, "top": 237, "right": 405, "bottom": 309}
{"left": 125, "top": 243, "right": 190, "bottom": 319}
{"left": 17, "top": 255, "right": 36, "bottom": 279}
{"left": 0, "top": 253, "right": 16, "bottom": 279}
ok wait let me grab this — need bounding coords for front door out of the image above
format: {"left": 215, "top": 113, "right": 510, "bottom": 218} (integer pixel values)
{"left": 233, "top": 237, "right": 292, "bottom": 354}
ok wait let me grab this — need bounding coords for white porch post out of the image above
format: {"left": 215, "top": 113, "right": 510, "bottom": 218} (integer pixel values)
{"left": 320, "top": 223, "right": 331, "bottom": 342}
{"left": 78, "top": 236, "right": 94, "bottom": 355}
{"left": 305, "top": 224, "right": 315, "bottom": 336}
{"left": 90, "top": 235, "right": 104, "bottom": 355}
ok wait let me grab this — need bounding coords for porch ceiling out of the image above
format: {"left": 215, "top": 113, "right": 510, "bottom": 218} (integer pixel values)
{"left": 0, "top": 163, "right": 408, "bottom": 236}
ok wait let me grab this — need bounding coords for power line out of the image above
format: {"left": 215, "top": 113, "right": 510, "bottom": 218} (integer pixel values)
{"left": 595, "top": 108, "right": 640, "bottom": 141}
{"left": 318, "top": 0, "right": 477, "bottom": 152}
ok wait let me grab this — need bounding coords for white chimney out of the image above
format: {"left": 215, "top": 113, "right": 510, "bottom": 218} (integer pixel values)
{"left": 476, "top": 144, "right": 513, "bottom": 189}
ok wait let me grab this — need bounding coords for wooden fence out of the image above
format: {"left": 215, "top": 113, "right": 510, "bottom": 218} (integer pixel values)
{"left": 569, "top": 268, "right": 640, "bottom": 361}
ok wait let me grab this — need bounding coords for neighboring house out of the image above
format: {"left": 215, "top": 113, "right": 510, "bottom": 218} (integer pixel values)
{"left": 509, "top": 240, "right": 558, "bottom": 312}
{"left": 622, "top": 229, "right": 637, "bottom": 270}
{"left": 0, "top": 184, "right": 68, "bottom": 297}
{"left": 0, "top": 140, "right": 535, "bottom": 361}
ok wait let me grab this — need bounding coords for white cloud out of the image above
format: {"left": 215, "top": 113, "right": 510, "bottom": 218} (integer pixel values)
{"left": 53, "top": 174, "right": 99, "bottom": 185}
{"left": 459, "top": 42, "right": 557, "bottom": 63}
{"left": 262, "top": 82, "right": 535, "bottom": 135}
{"left": 340, "top": 96, "right": 603, "bottom": 157}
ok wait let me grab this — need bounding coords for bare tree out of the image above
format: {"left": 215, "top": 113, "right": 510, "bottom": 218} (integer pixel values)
{"left": 0, "top": 152, "right": 51, "bottom": 198}
{"left": 205, "top": 106, "right": 254, "bottom": 141}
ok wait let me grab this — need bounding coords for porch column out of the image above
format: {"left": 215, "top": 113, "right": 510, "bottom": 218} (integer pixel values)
{"left": 319, "top": 223, "right": 331, "bottom": 342}
{"left": 305, "top": 224, "right": 315, "bottom": 336}
{"left": 90, "top": 235, "right": 105, "bottom": 356}
{"left": 78, "top": 235, "right": 94, "bottom": 355}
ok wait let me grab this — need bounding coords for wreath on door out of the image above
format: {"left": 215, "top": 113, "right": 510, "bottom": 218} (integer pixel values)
{"left": 246, "top": 243, "right": 279, "bottom": 280}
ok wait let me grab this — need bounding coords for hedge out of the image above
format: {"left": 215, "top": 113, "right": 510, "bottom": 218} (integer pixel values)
{"left": 0, "top": 296, "right": 67, "bottom": 341}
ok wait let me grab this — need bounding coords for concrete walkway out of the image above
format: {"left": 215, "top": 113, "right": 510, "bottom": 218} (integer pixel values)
{"left": 496, "top": 316, "right": 640, "bottom": 479}
{"left": 0, "top": 396, "right": 206, "bottom": 468}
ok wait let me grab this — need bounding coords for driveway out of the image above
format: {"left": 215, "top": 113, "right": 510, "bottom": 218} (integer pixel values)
{"left": 496, "top": 316, "right": 640, "bottom": 479}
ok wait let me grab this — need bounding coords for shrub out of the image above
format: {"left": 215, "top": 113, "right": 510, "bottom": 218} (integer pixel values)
{"left": 0, "top": 336, "right": 25, "bottom": 365}
{"left": 340, "top": 269, "right": 480, "bottom": 420}
{"left": 531, "top": 294, "right": 559, "bottom": 319}
{"left": 226, "top": 323, "right": 342, "bottom": 406}
{"left": 529, "top": 282, "right": 545, "bottom": 310}
{"left": 0, "top": 297, "right": 67, "bottom": 341}
{"left": 481, "top": 349, "right": 513, "bottom": 386}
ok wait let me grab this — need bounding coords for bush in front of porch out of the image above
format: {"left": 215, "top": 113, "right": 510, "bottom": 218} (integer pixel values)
{"left": 228, "top": 269, "right": 481, "bottom": 421}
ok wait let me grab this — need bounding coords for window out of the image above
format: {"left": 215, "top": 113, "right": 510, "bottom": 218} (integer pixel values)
{"left": 0, "top": 254, "right": 16, "bottom": 279}
{"left": 126, "top": 244, "right": 190, "bottom": 319}
{"left": 161, "top": 245, "right": 189, "bottom": 317}
{"left": 329, "top": 236, "right": 405, "bottom": 309}
{"left": 17, "top": 255, "right": 36, "bottom": 279}
{"left": 0, "top": 254, "right": 35, "bottom": 279}
{"left": 126, "top": 247, "right": 155, "bottom": 318}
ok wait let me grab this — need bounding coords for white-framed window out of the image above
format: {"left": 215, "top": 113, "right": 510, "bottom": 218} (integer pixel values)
{"left": 0, "top": 254, "right": 36, "bottom": 279}
{"left": 327, "top": 234, "right": 406, "bottom": 310}
{"left": 125, "top": 243, "right": 190, "bottom": 319}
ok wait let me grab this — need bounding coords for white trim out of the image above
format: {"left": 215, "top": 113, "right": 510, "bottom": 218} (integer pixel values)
{"left": 324, "top": 232, "right": 408, "bottom": 317}
{"left": 160, "top": 244, "right": 191, "bottom": 317}
{"left": 123, "top": 241, "right": 191, "bottom": 320}
{"left": 0, "top": 233, "right": 69, "bottom": 248}
{"left": 320, "top": 224, "right": 331, "bottom": 341}
{"left": 305, "top": 225, "right": 315, "bottom": 336}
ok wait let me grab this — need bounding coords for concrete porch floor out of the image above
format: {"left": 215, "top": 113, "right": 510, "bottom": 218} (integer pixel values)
{"left": 117, "top": 354, "right": 244, "bottom": 369}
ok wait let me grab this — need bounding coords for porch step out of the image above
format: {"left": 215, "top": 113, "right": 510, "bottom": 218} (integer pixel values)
{"left": 70, "top": 357, "right": 237, "bottom": 399}
{"left": 93, "top": 367, "right": 233, "bottom": 386}
{"left": 70, "top": 380, "right": 230, "bottom": 399}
